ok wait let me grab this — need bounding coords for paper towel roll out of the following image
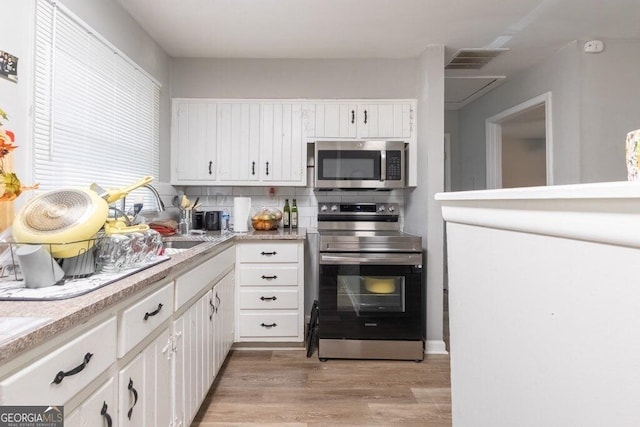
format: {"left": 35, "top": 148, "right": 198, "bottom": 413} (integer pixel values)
{"left": 233, "top": 197, "right": 251, "bottom": 232}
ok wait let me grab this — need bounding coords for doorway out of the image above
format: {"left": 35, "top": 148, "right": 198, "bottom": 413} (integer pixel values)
{"left": 485, "top": 92, "right": 553, "bottom": 189}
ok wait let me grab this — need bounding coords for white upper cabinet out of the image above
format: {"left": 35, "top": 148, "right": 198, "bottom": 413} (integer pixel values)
{"left": 260, "top": 103, "right": 305, "bottom": 184}
{"left": 358, "top": 103, "right": 412, "bottom": 139}
{"left": 306, "top": 103, "right": 358, "bottom": 138}
{"left": 217, "top": 103, "right": 261, "bottom": 182}
{"left": 171, "top": 100, "right": 217, "bottom": 183}
{"left": 170, "top": 98, "right": 416, "bottom": 186}
{"left": 305, "top": 101, "right": 414, "bottom": 140}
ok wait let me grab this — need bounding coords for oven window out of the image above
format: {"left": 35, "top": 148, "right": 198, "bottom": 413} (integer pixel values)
{"left": 317, "top": 150, "right": 381, "bottom": 180}
{"left": 337, "top": 274, "right": 405, "bottom": 314}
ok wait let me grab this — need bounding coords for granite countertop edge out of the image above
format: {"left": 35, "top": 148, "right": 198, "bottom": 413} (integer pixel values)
{"left": 0, "top": 228, "right": 306, "bottom": 365}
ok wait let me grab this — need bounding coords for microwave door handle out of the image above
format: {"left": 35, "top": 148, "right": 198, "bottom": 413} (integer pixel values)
{"left": 380, "top": 150, "right": 386, "bottom": 181}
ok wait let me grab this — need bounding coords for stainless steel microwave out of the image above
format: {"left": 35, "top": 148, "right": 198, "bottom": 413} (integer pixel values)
{"left": 314, "top": 141, "right": 406, "bottom": 189}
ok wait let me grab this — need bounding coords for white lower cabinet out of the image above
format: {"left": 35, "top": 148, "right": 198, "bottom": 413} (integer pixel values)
{"left": 0, "top": 317, "right": 117, "bottom": 406}
{"left": 0, "top": 248, "right": 234, "bottom": 426}
{"left": 236, "top": 241, "right": 304, "bottom": 342}
{"left": 118, "top": 328, "right": 172, "bottom": 427}
{"left": 65, "top": 378, "right": 116, "bottom": 427}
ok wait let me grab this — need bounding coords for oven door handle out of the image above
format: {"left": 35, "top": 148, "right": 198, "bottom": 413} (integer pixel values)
{"left": 320, "top": 253, "right": 422, "bottom": 265}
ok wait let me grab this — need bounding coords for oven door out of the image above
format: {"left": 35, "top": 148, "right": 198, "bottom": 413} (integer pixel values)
{"left": 318, "top": 252, "right": 423, "bottom": 341}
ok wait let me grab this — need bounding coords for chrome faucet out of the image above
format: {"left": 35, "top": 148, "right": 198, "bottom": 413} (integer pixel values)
{"left": 120, "top": 183, "right": 165, "bottom": 214}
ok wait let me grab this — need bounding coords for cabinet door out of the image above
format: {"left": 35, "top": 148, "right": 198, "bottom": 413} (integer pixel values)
{"left": 143, "top": 328, "right": 173, "bottom": 427}
{"left": 358, "top": 103, "right": 412, "bottom": 139}
{"left": 306, "top": 103, "right": 357, "bottom": 138}
{"left": 217, "top": 103, "right": 261, "bottom": 182}
{"left": 260, "top": 103, "right": 306, "bottom": 184}
{"left": 172, "top": 100, "right": 217, "bottom": 182}
{"left": 223, "top": 271, "right": 235, "bottom": 355}
{"left": 65, "top": 378, "right": 116, "bottom": 427}
{"left": 172, "top": 292, "right": 210, "bottom": 427}
{"left": 119, "top": 353, "right": 145, "bottom": 426}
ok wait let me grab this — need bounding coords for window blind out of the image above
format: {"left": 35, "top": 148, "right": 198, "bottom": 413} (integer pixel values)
{"left": 33, "top": 0, "right": 160, "bottom": 210}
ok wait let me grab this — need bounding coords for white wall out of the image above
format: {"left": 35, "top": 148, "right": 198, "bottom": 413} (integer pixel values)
{"left": 0, "top": 0, "right": 35, "bottom": 194}
{"left": 502, "top": 137, "right": 546, "bottom": 188}
{"left": 579, "top": 39, "right": 640, "bottom": 183}
{"left": 404, "top": 45, "right": 446, "bottom": 354}
{"left": 445, "top": 110, "right": 460, "bottom": 190}
{"left": 171, "top": 58, "right": 417, "bottom": 99}
{"left": 457, "top": 42, "right": 581, "bottom": 190}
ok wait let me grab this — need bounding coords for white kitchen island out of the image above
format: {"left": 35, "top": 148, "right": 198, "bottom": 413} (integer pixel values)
{"left": 436, "top": 182, "right": 640, "bottom": 427}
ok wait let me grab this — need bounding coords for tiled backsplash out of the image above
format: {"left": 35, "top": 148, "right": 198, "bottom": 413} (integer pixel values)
{"left": 177, "top": 186, "right": 406, "bottom": 232}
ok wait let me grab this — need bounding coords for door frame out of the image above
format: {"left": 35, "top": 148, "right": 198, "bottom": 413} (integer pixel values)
{"left": 485, "top": 92, "right": 553, "bottom": 189}
{"left": 444, "top": 132, "right": 452, "bottom": 192}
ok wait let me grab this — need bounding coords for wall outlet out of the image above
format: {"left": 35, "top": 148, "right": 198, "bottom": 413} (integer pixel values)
{"left": 584, "top": 40, "right": 604, "bottom": 53}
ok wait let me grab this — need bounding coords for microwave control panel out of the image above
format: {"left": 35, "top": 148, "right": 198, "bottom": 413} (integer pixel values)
{"left": 386, "top": 150, "right": 403, "bottom": 181}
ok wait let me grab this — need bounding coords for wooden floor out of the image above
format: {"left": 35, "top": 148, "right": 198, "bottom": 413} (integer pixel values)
{"left": 194, "top": 292, "right": 452, "bottom": 426}
{"left": 192, "top": 349, "right": 451, "bottom": 426}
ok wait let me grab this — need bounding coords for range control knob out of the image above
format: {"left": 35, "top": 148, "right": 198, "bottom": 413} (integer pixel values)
{"left": 330, "top": 204, "right": 339, "bottom": 212}
{"left": 387, "top": 205, "right": 396, "bottom": 213}
{"left": 319, "top": 204, "right": 328, "bottom": 212}
{"left": 378, "top": 205, "right": 386, "bottom": 213}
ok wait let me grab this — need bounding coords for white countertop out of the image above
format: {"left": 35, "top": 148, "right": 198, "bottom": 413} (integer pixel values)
{"left": 435, "top": 181, "right": 640, "bottom": 201}
{"left": 436, "top": 181, "right": 640, "bottom": 250}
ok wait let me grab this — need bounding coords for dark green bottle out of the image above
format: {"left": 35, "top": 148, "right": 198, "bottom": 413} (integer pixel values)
{"left": 291, "top": 199, "right": 298, "bottom": 229}
{"left": 283, "top": 199, "right": 290, "bottom": 228}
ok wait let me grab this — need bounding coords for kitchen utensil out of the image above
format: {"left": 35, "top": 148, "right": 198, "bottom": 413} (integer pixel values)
{"left": 15, "top": 244, "right": 65, "bottom": 288}
{"left": 91, "top": 176, "right": 154, "bottom": 204}
{"left": 13, "top": 177, "right": 154, "bottom": 258}
{"left": 172, "top": 195, "right": 180, "bottom": 208}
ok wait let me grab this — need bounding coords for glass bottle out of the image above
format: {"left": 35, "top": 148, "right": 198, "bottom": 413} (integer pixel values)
{"left": 283, "top": 199, "right": 290, "bottom": 228}
{"left": 291, "top": 199, "right": 298, "bottom": 229}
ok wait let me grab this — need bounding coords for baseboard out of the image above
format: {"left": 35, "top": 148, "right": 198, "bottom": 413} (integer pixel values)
{"left": 425, "top": 339, "right": 449, "bottom": 355}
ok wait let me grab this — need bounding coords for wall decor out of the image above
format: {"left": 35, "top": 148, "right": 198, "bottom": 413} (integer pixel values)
{"left": 0, "top": 50, "right": 18, "bottom": 83}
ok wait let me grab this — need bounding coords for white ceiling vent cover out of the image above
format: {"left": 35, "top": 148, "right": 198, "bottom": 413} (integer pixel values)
{"left": 446, "top": 48, "right": 509, "bottom": 70}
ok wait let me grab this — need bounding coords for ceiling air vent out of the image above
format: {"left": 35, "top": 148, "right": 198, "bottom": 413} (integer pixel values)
{"left": 445, "top": 48, "right": 508, "bottom": 70}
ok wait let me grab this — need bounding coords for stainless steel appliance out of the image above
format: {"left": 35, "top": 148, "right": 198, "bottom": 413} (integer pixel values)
{"left": 315, "top": 141, "right": 405, "bottom": 189}
{"left": 317, "top": 202, "right": 424, "bottom": 361}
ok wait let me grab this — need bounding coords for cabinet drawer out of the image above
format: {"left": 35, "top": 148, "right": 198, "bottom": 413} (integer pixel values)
{"left": 237, "top": 242, "right": 299, "bottom": 263}
{"left": 239, "top": 313, "right": 299, "bottom": 338}
{"left": 0, "top": 317, "right": 117, "bottom": 406}
{"left": 175, "top": 246, "right": 235, "bottom": 309}
{"left": 118, "top": 282, "right": 173, "bottom": 357}
{"left": 239, "top": 289, "right": 299, "bottom": 310}
{"left": 238, "top": 265, "right": 298, "bottom": 286}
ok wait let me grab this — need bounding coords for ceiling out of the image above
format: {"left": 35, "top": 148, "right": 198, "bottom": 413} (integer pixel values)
{"left": 117, "top": 0, "right": 640, "bottom": 109}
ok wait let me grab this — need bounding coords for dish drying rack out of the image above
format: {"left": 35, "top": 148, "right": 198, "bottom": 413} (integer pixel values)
{"left": 0, "top": 236, "right": 169, "bottom": 301}
{"left": 0, "top": 237, "right": 99, "bottom": 282}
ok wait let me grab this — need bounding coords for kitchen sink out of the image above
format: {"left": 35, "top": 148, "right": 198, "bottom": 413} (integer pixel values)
{"left": 163, "top": 240, "right": 205, "bottom": 250}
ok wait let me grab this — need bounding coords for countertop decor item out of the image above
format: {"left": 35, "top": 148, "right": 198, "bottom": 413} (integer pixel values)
{"left": 0, "top": 107, "right": 38, "bottom": 232}
{"left": 626, "top": 129, "right": 640, "bottom": 181}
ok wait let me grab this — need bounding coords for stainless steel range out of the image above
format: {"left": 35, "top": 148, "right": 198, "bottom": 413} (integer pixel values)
{"left": 317, "top": 202, "right": 424, "bottom": 361}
